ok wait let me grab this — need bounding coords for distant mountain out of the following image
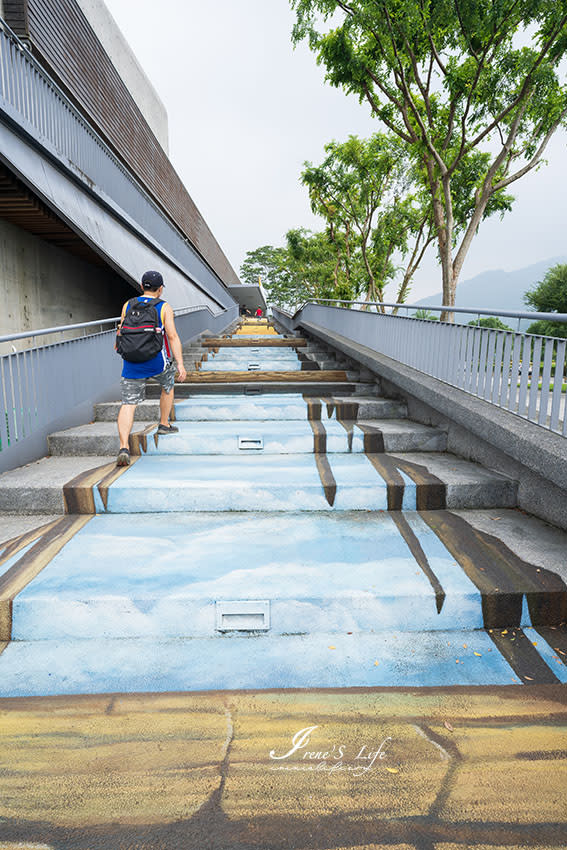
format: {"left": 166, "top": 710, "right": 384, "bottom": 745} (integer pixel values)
{"left": 415, "top": 256, "right": 567, "bottom": 325}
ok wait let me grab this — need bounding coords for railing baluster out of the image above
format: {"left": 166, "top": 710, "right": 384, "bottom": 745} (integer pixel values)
{"left": 499, "top": 333, "right": 513, "bottom": 407}
{"left": 0, "top": 357, "right": 10, "bottom": 452}
{"left": 538, "top": 337, "right": 554, "bottom": 426}
{"left": 483, "top": 330, "right": 497, "bottom": 400}
{"left": 527, "top": 337, "right": 543, "bottom": 422}
{"left": 549, "top": 340, "right": 566, "bottom": 434}
{"left": 517, "top": 336, "right": 532, "bottom": 417}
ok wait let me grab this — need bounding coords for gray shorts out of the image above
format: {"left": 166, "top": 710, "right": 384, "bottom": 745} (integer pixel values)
{"left": 120, "top": 360, "right": 177, "bottom": 404}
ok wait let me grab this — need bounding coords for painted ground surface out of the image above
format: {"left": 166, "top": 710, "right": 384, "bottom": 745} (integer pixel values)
{"left": 0, "top": 688, "right": 566, "bottom": 849}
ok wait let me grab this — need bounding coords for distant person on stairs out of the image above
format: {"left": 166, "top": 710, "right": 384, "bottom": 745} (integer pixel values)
{"left": 115, "top": 270, "right": 187, "bottom": 466}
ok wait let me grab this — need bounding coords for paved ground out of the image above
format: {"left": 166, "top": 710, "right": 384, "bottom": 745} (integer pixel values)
{"left": 0, "top": 686, "right": 565, "bottom": 849}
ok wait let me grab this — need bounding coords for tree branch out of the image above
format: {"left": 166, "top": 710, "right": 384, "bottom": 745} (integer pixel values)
{"left": 492, "top": 108, "right": 567, "bottom": 191}
{"left": 466, "top": 11, "right": 567, "bottom": 153}
{"left": 361, "top": 83, "right": 414, "bottom": 142}
{"left": 380, "top": 3, "right": 447, "bottom": 174}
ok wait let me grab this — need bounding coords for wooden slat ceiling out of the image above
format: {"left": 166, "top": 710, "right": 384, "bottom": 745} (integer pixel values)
{"left": 0, "top": 162, "right": 106, "bottom": 266}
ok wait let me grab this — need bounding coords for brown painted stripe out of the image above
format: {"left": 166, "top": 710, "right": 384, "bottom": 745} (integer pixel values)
{"left": 533, "top": 627, "right": 567, "bottom": 675}
{"left": 97, "top": 457, "right": 139, "bottom": 510}
{"left": 202, "top": 338, "right": 307, "bottom": 347}
{"left": 475, "top": 530, "right": 567, "bottom": 628}
{"left": 63, "top": 462, "right": 117, "bottom": 514}
{"left": 0, "top": 518, "right": 60, "bottom": 568}
{"left": 182, "top": 371, "right": 349, "bottom": 383}
{"left": 308, "top": 420, "right": 327, "bottom": 454}
{"left": 393, "top": 457, "right": 446, "bottom": 510}
{"left": 303, "top": 395, "right": 322, "bottom": 422}
{"left": 324, "top": 399, "right": 360, "bottom": 423}
{"left": 364, "top": 454, "right": 405, "bottom": 511}
{"left": 0, "top": 515, "right": 92, "bottom": 642}
{"left": 357, "top": 422, "right": 385, "bottom": 453}
{"left": 304, "top": 409, "right": 336, "bottom": 505}
{"left": 421, "top": 510, "right": 567, "bottom": 630}
{"left": 314, "top": 454, "right": 337, "bottom": 507}
{"left": 332, "top": 409, "right": 355, "bottom": 452}
{"left": 391, "top": 513, "right": 446, "bottom": 613}
{"left": 489, "top": 629, "right": 561, "bottom": 684}
{"left": 129, "top": 424, "right": 157, "bottom": 456}
{"left": 421, "top": 510, "right": 524, "bottom": 628}
{"left": 63, "top": 459, "right": 139, "bottom": 514}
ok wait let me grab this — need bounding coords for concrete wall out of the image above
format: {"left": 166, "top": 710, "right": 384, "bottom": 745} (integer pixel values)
{"left": 0, "top": 218, "right": 134, "bottom": 351}
{"left": 72, "top": 0, "right": 169, "bottom": 153}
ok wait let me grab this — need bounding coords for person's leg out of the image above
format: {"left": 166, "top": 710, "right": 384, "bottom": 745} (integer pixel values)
{"left": 116, "top": 378, "right": 145, "bottom": 463}
{"left": 117, "top": 404, "right": 136, "bottom": 448}
{"left": 159, "top": 388, "right": 174, "bottom": 426}
{"left": 155, "top": 361, "right": 178, "bottom": 433}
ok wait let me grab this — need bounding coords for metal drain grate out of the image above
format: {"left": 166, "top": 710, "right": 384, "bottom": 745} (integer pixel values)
{"left": 238, "top": 436, "right": 264, "bottom": 450}
{"left": 215, "top": 600, "right": 270, "bottom": 631}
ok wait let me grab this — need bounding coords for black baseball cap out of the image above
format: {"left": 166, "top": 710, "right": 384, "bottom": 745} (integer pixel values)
{"left": 141, "top": 270, "right": 164, "bottom": 289}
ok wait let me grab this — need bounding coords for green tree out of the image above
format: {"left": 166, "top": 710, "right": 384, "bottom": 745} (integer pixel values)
{"left": 240, "top": 230, "right": 350, "bottom": 308}
{"left": 302, "top": 133, "right": 436, "bottom": 309}
{"left": 301, "top": 133, "right": 435, "bottom": 306}
{"left": 525, "top": 263, "right": 567, "bottom": 338}
{"left": 285, "top": 227, "right": 347, "bottom": 303}
{"left": 467, "top": 317, "right": 512, "bottom": 330}
{"left": 291, "top": 0, "right": 567, "bottom": 318}
{"left": 412, "top": 309, "right": 439, "bottom": 320}
{"left": 240, "top": 245, "right": 297, "bottom": 307}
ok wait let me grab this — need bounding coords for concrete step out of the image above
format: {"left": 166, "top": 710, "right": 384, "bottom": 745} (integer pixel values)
{"left": 0, "top": 452, "right": 516, "bottom": 515}
{"left": 201, "top": 338, "right": 308, "bottom": 347}
{"left": 0, "top": 456, "right": 116, "bottom": 514}
{"left": 90, "top": 452, "right": 517, "bottom": 513}
{"left": 2, "top": 627, "right": 565, "bottom": 695}
{"left": 47, "top": 418, "right": 446, "bottom": 456}
{"left": 1, "top": 508, "right": 565, "bottom": 695}
{"left": 180, "top": 369, "right": 363, "bottom": 382}
{"left": 10, "top": 509, "right": 567, "bottom": 641}
{"left": 201, "top": 348, "right": 302, "bottom": 359}
{"left": 94, "top": 394, "right": 402, "bottom": 422}
{"left": 146, "top": 381, "right": 379, "bottom": 398}
{"left": 198, "top": 361, "right": 304, "bottom": 372}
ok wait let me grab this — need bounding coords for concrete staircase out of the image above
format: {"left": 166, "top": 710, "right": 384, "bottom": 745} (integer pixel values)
{"left": 0, "top": 319, "right": 565, "bottom": 696}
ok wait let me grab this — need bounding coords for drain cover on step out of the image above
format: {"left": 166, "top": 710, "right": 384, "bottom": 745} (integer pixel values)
{"left": 215, "top": 600, "right": 270, "bottom": 631}
{"left": 238, "top": 436, "right": 264, "bottom": 450}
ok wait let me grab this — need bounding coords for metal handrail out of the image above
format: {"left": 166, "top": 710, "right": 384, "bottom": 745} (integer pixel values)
{"left": 0, "top": 305, "right": 220, "bottom": 345}
{"left": 274, "top": 302, "right": 567, "bottom": 437}
{"left": 0, "top": 302, "right": 239, "bottom": 472}
{"left": 291, "top": 299, "right": 567, "bottom": 326}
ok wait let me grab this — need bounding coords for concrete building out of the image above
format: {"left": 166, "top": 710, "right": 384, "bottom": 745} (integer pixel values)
{"left": 0, "top": 0, "right": 250, "bottom": 340}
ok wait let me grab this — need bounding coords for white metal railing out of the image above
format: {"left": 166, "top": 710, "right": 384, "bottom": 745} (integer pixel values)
{"left": 274, "top": 301, "right": 567, "bottom": 437}
{"left": 0, "top": 304, "right": 239, "bottom": 472}
{"left": 0, "top": 18, "right": 233, "bottom": 309}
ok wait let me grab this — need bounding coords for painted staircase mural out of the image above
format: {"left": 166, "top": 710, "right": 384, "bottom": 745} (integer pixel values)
{"left": 0, "top": 318, "right": 566, "bottom": 695}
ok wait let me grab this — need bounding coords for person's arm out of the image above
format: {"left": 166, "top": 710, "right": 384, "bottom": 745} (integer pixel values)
{"left": 162, "top": 304, "right": 187, "bottom": 381}
{"left": 115, "top": 301, "right": 129, "bottom": 349}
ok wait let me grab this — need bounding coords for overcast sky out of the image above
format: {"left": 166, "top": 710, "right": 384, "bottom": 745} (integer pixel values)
{"left": 103, "top": 0, "right": 567, "bottom": 301}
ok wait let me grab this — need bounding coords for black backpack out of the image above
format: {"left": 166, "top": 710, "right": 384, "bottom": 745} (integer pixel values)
{"left": 116, "top": 297, "right": 164, "bottom": 363}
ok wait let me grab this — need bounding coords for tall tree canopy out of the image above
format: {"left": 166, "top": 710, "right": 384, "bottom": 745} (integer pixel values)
{"left": 291, "top": 0, "right": 567, "bottom": 318}
{"left": 525, "top": 263, "right": 567, "bottom": 338}
{"left": 301, "top": 133, "right": 435, "bottom": 307}
{"left": 240, "top": 230, "right": 349, "bottom": 308}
